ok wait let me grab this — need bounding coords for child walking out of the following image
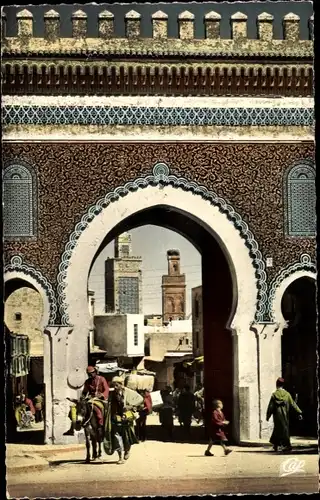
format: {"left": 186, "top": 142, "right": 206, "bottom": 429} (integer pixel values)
{"left": 205, "top": 399, "right": 232, "bottom": 457}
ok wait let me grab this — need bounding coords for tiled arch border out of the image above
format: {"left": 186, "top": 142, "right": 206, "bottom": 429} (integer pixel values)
{"left": 4, "top": 255, "right": 58, "bottom": 324}
{"left": 266, "top": 253, "right": 316, "bottom": 322}
{"left": 57, "top": 162, "right": 267, "bottom": 325}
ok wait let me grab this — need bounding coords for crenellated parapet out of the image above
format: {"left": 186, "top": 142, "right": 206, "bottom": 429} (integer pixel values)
{"left": 1, "top": 7, "right": 313, "bottom": 97}
{"left": 1, "top": 8, "right": 313, "bottom": 57}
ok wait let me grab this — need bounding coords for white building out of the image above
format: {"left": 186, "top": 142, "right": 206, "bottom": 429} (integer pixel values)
{"left": 94, "top": 313, "right": 144, "bottom": 358}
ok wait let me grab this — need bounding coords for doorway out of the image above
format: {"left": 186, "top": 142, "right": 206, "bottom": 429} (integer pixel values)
{"left": 4, "top": 278, "right": 45, "bottom": 443}
{"left": 281, "top": 276, "right": 317, "bottom": 437}
{"left": 88, "top": 205, "right": 234, "bottom": 436}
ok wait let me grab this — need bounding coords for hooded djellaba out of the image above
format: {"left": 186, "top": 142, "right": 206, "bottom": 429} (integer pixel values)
{"left": 266, "top": 378, "right": 303, "bottom": 452}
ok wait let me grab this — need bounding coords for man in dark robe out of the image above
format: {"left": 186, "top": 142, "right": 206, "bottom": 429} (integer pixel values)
{"left": 159, "top": 387, "right": 175, "bottom": 441}
{"left": 266, "top": 377, "right": 303, "bottom": 452}
{"left": 64, "top": 366, "right": 109, "bottom": 436}
{"left": 177, "top": 385, "right": 195, "bottom": 436}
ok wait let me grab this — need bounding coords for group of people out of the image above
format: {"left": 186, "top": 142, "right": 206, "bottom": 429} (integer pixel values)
{"left": 159, "top": 377, "right": 304, "bottom": 456}
{"left": 158, "top": 383, "right": 205, "bottom": 441}
{"left": 15, "top": 390, "right": 44, "bottom": 429}
{"left": 65, "top": 367, "right": 304, "bottom": 464}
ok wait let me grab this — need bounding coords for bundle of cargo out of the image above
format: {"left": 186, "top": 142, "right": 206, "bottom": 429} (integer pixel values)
{"left": 95, "top": 362, "right": 129, "bottom": 384}
{"left": 125, "top": 370, "right": 155, "bottom": 392}
{"left": 150, "top": 390, "right": 163, "bottom": 410}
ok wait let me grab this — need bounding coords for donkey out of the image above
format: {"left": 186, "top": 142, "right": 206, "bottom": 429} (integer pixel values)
{"left": 67, "top": 396, "right": 104, "bottom": 463}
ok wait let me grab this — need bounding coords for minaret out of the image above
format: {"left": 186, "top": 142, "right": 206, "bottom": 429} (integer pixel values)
{"left": 114, "top": 232, "right": 132, "bottom": 258}
{"left": 161, "top": 249, "right": 186, "bottom": 323}
{"left": 105, "top": 231, "right": 142, "bottom": 314}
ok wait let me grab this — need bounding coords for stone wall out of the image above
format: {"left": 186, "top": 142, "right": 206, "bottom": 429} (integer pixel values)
{"left": 4, "top": 287, "right": 44, "bottom": 356}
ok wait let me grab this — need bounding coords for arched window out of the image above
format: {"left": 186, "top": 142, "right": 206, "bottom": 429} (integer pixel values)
{"left": 286, "top": 162, "right": 316, "bottom": 237}
{"left": 3, "top": 162, "right": 37, "bottom": 238}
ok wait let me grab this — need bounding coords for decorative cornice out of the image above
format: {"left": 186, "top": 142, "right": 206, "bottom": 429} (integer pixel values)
{"left": 57, "top": 162, "right": 267, "bottom": 325}
{"left": 266, "top": 253, "right": 316, "bottom": 321}
{"left": 4, "top": 255, "right": 58, "bottom": 324}
{"left": 2, "top": 40, "right": 313, "bottom": 59}
{"left": 2, "top": 62, "right": 313, "bottom": 97}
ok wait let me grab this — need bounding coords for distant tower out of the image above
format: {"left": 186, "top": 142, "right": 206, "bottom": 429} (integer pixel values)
{"left": 162, "top": 250, "right": 186, "bottom": 323}
{"left": 105, "top": 232, "right": 142, "bottom": 314}
{"left": 114, "top": 232, "right": 132, "bottom": 259}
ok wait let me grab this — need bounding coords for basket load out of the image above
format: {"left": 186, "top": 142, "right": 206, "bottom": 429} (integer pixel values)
{"left": 125, "top": 369, "right": 156, "bottom": 392}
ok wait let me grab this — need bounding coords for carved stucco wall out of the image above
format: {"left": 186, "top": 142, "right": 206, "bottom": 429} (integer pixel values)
{"left": 3, "top": 141, "right": 315, "bottom": 291}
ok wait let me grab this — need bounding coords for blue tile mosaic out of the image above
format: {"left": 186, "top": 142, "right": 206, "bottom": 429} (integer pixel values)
{"left": 1, "top": 106, "right": 314, "bottom": 127}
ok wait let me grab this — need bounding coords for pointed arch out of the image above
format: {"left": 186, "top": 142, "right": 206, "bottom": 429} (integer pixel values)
{"left": 57, "top": 162, "right": 266, "bottom": 326}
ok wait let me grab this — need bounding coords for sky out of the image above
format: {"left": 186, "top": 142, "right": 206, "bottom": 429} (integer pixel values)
{"left": 88, "top": 225, "right": 202, "bottom": 316}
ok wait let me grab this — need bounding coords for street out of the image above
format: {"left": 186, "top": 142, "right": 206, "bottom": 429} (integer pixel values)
{"left": 7, "top": 422, "right": 318, "bottom": 499}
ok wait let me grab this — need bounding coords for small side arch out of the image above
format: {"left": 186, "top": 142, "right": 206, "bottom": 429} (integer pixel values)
{"left": 4, "top": 256, "right": 57, "bottom": 326}
{"left": 267, "top": 253, "right": 316, "bottom": 325}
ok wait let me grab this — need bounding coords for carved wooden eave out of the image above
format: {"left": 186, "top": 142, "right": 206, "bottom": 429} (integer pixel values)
{"left": 2, "top": 60, "right": 313, "bottom": 97}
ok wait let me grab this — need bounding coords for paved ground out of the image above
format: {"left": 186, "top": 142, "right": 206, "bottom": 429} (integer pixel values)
{"left": 6, "top": 416, "right": 318, "bottom": 498}
{"left": 7, "top": 475, "right": 319, "bottom": 497}
{"left": 7, "top": 441, "right": 318, "bottom": 497}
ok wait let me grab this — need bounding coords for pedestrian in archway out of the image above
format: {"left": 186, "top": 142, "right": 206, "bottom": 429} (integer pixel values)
{"left": 136, "top": 389, "right": 152, "bottom": 442}
{"left": 205, "top": 399, "right": 232, "bottom": 457}
{"left": 34, "top": 392, "right": 44, "bottom": 423}
{"left": 177, "top": 385, "right": 195, "bottom": 437}
{"left": 266, "top": 377, "right": 303, "bottom": 452}
{"left": 172, "top": 385, "right": 181, "bottom": 420}
{"left": 194, "top": 384, "right": 205, "bottom": 425}
{"left": 159, "top": 386, "right": 174, "bottom": 441}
